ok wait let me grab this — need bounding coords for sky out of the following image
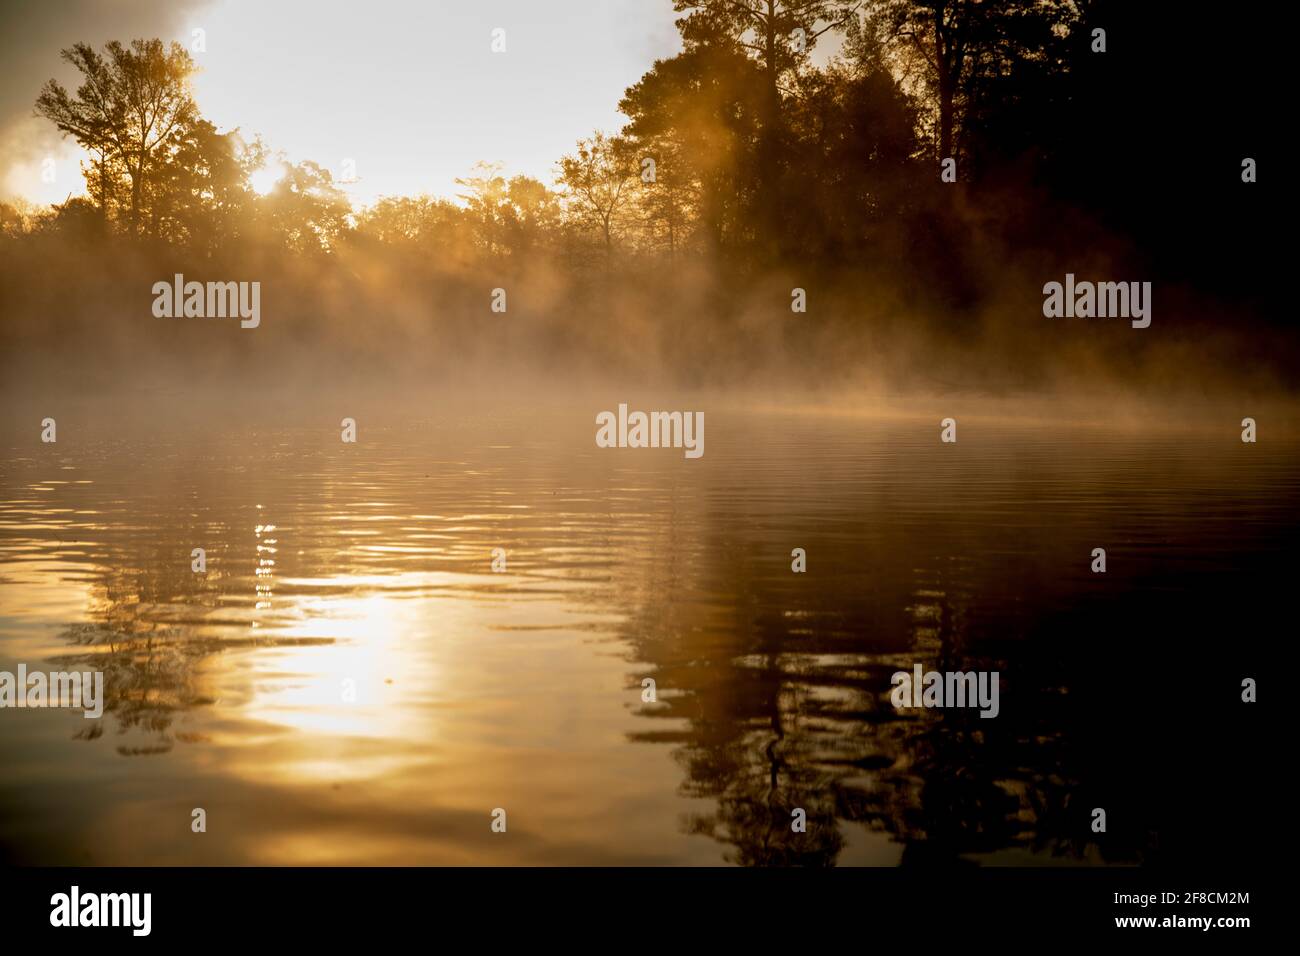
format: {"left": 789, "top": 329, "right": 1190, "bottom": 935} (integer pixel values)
{"left": 0, "top": 0, "right": 685, "bottom": 208}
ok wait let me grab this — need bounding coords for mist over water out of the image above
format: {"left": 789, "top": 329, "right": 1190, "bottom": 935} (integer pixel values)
{"left": 0, "top": 397, "right": 1290, "bottom": 864}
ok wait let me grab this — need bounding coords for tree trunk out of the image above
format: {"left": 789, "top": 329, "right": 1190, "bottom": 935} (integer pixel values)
{"left": 936, "top": 3, "right": 954, "bottom": 160}
{"left": 130, "top": 155, "right": 142, "bottom": 234}
{"left": 98, "top": 153, "right": 110, "bottom": 224}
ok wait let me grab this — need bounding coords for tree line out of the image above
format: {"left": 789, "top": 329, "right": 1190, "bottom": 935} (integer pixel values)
{"left": 6, "top": 3, "right": 1104, "bottom": 263}
{"left": 0, "top": 0, "right": 1276, "bottom": 351}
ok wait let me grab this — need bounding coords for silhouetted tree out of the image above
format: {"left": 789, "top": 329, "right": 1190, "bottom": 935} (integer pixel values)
{"left": 35, "top": 39, "right": 200, "bottom": 235}
{"left": 257, "top": 159, "right": 350, "bottom": 253}
{"left": 863, "top": 1, "right": 1075, "bottom": 165}
{"left": 673, "top": 1, "right": 860, "bottom": 252}
{"left": 620, "top": 36, "right": 765, "bottom": 256}
{"left": 557, "top": 131, "right": 637, "bottom": 260}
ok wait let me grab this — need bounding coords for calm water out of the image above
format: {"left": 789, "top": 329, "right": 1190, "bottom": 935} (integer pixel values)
{"left": 0, "top": 402, "right": 1292, "bottom": 865}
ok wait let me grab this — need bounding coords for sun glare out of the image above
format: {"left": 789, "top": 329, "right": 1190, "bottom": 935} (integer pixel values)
{"left": 250, "top": 163, "right": 285, "bottom": 196}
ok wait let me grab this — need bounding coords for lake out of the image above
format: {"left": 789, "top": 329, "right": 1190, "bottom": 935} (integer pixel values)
{"left": 0, "top": 396, "right": 1291, "bottom": 865}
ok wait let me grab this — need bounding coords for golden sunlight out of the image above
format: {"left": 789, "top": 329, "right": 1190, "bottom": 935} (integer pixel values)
{"left": 249, "top": 162, "right": 285, "bottom": 196}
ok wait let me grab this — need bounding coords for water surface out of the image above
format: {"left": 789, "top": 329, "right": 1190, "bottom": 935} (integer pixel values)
{"left": 0, "top": 403, "right": 1290, "bottom": 865}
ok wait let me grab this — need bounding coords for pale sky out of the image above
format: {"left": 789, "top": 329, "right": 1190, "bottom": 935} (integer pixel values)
{"left": 0, "top": 0, "right": 685, "bottom": 207}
